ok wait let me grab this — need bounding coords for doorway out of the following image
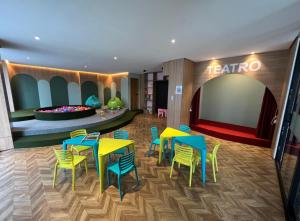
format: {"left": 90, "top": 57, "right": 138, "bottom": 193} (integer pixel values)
{"left": 155, "top": 80, "right": 168, "bottom": 113}
{"left": 130, "top": 78, "right": 139, "bottom": 110}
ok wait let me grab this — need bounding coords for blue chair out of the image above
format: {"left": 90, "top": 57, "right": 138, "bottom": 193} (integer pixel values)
{"left": 179, "top": 124, "right": 191, "bottom": 134}
{"left": 107, "top": 151, "right": 139, "bottom": 200}
{"left": 112, "top": 130, "right": 129, "bottom": 155}
{"left": 148, "top": 127, "right": 168, "bottom": 159}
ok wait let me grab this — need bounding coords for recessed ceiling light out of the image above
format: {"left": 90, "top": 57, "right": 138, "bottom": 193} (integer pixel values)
{"left": 212, "top": 57, "right": 216, "bottom": 60}
{"left": 26, "top": 56, "right": 30, "bottom": 60}
{"left": 34, "top": 36, "right": 40, "bottom": 41}
{"left": 113, "top": 56, "right": 118, "bottom": 60}
{"left": 84, "top": 65, "right": 88, "bottom": 68}
{"left": 171, "top": 39, "right": 176, "bottom": 44}
{"left": 251, "top": 51, "right": 255, "bottom": 55}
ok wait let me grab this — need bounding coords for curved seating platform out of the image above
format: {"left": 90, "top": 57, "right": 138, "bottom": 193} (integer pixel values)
{"left": 13, "top": 110, "right": 142, "bottom": 148}
{"left": 10, "top": 108, "right": 35, "bottom": 122}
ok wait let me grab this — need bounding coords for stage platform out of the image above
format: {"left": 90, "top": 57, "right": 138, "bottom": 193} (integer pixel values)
{"left": 12, "top": 108, "right": 127, "bottom": 136}
{"left": 191, "top": 119, "right": 271, "bottom": 147}
{"left": 12, "top": 110, "right": 142, "bottom": 148}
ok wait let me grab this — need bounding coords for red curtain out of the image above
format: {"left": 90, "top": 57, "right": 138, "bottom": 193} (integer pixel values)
{"left": 256, "top": 88, "right": 277, "bottom": 140}
{"left": 189, "top": 88, "right": 201, "bottom": 125}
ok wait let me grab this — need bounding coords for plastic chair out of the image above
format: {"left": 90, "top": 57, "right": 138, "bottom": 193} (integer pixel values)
{"left": 179, "top": 124, "right": 191, "bottom": 134}
{"left": 170, "top": 144, "right": 195, "bottom": 187}
{"left": 107, "top": 151, "right": 139, "bottom": 200}
{"left": 70, "top": 129, "right": 93, "bottom": 157}
{"left": 194, "top": 143, "right": 221, "bottom": 182}
{"left": 52, "top": 149, "right": 88, "bottom": 191}
{"left": 112, "top": 130, "right": 129, "bottom": 155}
{"left": 148, "top": 127, "right": 168, "bottom": 158}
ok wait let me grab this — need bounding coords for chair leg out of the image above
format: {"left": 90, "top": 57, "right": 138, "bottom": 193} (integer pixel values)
{"left": 212, "top": 160, "right": 216, "bottom": 183}
{"left": 107, "top": 169, "right": 111, "bottom": 186}
{"left": 52, "top": 162, "right": 58, "bottom": 188}
{"left": 170, "top": 160, "right": 175, "bottom": 178}
{"left": 189, "top": 164, "right": 193, "bottom": 187}
{"left": 118, "top": 175, "right": 122, "bottom": 200}
{"left": 134, "top": 166, "right": 139, "bottom": 186}
{"left": 84, "top": 160, "right": 88, "bottom": 175}
{"left": 215, "top": 157, "right": 218, "bottom": 172}
{"left": 72, "top": 168, "right": 76, "bottom": 191}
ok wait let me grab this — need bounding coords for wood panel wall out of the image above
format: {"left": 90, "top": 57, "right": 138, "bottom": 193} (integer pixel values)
{"left": 164, "top": 58, "right": 194, "bottom": 128}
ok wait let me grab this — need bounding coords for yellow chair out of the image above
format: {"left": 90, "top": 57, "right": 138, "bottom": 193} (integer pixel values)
{"left": 53, "top": 149, "right": 88, "bottom": 191}
{"left": 170, "top": 144, "right": 195, "bottom": 187}
{"left": 70, "top": 129, "right": 93, "bottom": 157}
{"left": 194, "top": 143, "right": 221, "bottom": 182}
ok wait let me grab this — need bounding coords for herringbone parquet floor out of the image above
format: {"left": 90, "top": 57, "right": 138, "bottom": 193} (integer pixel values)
{"left": 0, "top": 114, "right": 285, "bottom": 221}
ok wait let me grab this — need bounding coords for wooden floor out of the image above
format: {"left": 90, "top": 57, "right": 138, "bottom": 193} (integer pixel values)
{"left": 0, "top": 114, "right": 285, "bottom": 221}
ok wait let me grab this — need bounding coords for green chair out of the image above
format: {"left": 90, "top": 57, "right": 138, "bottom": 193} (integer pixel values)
{"left": 53, "top": 149, "right": 88, "bottom": 191}
{"left": 148, "top": 127, "right": 168, "bottom": 158}
{"left": 107, "top": 151, "right": 139, "bottom": 200}
{"left": 179, "top": 124, "right": 191, "bottom": 134}
{"left": 194, "top": 143, "right": 221, "bottom": 182}
{"left": 170, "top": 144, "right": 195, "bottom": 187}
{"left": 70, "top": 129, "right": 93, "bottom": 157}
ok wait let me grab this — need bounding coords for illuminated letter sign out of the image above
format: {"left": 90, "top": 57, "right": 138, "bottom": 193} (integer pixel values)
{"left": 207, "top": 60, "right": 261, "bottom": 74}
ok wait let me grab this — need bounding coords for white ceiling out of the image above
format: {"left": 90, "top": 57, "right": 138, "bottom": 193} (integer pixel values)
{"left": 1, "top": 0, "right": 300, "bottom": 73}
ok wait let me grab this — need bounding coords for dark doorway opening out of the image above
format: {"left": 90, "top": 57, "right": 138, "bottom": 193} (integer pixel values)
{"left": 155, "top": 80, "right": 168, "bottom": 113}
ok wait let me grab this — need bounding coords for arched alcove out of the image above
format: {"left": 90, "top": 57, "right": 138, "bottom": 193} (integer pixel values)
{"left": 81, "top": 81, "right": 98, "bottom": 104}
{"left": 104, "top": 87, "right": 111, "bottom": 105}
{"left": 11, "top": 74, "right": 40, "bottom": 110}
{"left": 50, "top": 76, "right": 69, "bottom": 106}
{"left": 38, "top": 80, "right": 52, "bottom": 107}
{"left": 190, "top": 74, "right": 277, "bottom": 147}
{"left": 68, "top": 82, "right": 81, "bottom": 105}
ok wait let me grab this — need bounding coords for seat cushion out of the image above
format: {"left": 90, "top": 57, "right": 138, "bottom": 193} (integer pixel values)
{"left": 107, "top": 162, "right": 134, "bottom": 175}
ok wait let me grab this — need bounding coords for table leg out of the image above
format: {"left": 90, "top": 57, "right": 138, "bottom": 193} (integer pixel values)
{"left": 93, "top": 144, "right": 99, "bottom": 176}
{"left": 201, "top": 148, "right": 206, "bottom": 185}
{"left": 99, "top": 155, "right": 105, "bottom": 193}
{"left": 158, "top": 137, "right": 164, "bottom": 164}
{"left": 62, "top": 142, "right": 67, "bottom": 150}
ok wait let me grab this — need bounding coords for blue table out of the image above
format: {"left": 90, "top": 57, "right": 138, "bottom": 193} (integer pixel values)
{"left": 171, "top": 135, "right": 207, "bottom": 185}
{"left": 62, "top": 136, "right": 100, "bottom": 175}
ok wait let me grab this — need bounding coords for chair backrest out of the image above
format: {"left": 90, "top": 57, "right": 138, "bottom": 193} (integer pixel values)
{"left": 179, "top": 124, "right": 191, "bottom": 134}
{"left": 151, "top": 127, "right": 159, "bottom": 140}
{"left": 54, "top": 149, "right": 73, "bottom": 166}
{"left": 118, "top": 151, "right": 135, "bottom": 172}
{"left": 114, "top": 130, "right": 129, "bottom": 140}
{"left": 174, "top": 144, "right": 194, "bottom": 161}
{"left": 212, "top": 143, "right": 221, "bottom": 158}
{"left": 70, "top": 129, "right": 87, "bottom": 138}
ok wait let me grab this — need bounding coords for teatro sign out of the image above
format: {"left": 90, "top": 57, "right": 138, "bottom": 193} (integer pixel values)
{"left": 207, "top": 60, "right": 262, "bottom": 74}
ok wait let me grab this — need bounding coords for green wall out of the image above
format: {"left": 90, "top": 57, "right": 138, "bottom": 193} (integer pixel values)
{"left": 50, "top": 76, "right": 69, "bottom": 106}
{"left": 81, "top": 81, "right": 98, "bottom": 104}
{"left": 11, "top": 74, "right": 40, "bottom": 110}
{"left": 104, "top": 87, "right": 111, "bottom": 105}
{"left": 200, "top": 74, "right": 265, "bottom": 128}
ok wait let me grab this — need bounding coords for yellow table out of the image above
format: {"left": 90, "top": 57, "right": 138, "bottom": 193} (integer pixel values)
{"left": 98, "top": 138, "right": 135, "bottom": 193}
{"left": 159, "top": 127, "right": 190, "bottom": 164}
